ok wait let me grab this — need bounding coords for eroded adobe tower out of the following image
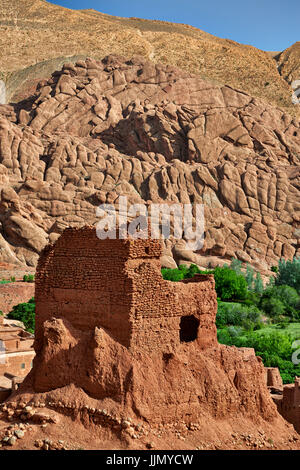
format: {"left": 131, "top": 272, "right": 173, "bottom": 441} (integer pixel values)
{"left": 35, "top": 226, "right": 217, "bottom": 353}
{"left": 7, "top": 225, "right": 295, "bottom": 441}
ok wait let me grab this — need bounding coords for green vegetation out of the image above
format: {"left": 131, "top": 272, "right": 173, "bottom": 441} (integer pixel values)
{"left": 162, "top": 263, "right": 204, "bottom": 282}
{"left": 217, "top": 327, "right": 300, "bottom": 384}
{"left": 216, "top": 301, "right": 263, "bottom": 331}
{"left": 162, "top": 256, "right": 300, "bottom": 383}
{"left": 275, "top": 257, "right": 300, "bottom": 293}
{"left": 0, "top": 276, "right": 16, "bottom": 284}
{"left": 23, "top": 274, "right": 35, "bottom": 283}
{"left": 213, "top": 266, "right": 248, "bottom": 301}
{"left": 7, "top": 298, "right": 35, "bottom": 334}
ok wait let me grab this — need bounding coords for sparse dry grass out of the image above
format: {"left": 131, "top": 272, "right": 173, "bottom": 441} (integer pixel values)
{"left": 277, "top": 42, "right": 300, "bottom": 84}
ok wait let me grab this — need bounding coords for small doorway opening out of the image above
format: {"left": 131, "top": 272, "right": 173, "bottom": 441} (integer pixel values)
{"left": 179, "top": 315, "right": 199, "bottom": 342}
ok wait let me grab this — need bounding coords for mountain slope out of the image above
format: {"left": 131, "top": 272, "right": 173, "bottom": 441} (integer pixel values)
{"left": 277, "top": 42, "right": 300, "bottom": 84}
{"left": 0, "top": 0, "right": 298, "bottom": 116}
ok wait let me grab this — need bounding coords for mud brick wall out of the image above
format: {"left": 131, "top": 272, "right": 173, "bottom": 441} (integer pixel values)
{"left": 0, "top": 351, "right": 34, "bottom": 377}
{"left": 265, "top": 367, "right": 283, "bottom": 390}
{"left": 128, "top": 262, "right": 217, "bottom": 351}
{"left": 3, "top": 338, "right": 20, "bottom": 352}
{"left": 35, "top": 226, "right": 218, "bottom": 353}
{"left": 274, "top": 379, "right": 300, "bottom": 432}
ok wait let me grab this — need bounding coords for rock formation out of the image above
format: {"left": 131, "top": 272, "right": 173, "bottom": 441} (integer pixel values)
{"left": 1, "top": 227, "right": 299, "bottom": 450}
{"left": 0, "top": 55, "right": 299, "bottom": 273}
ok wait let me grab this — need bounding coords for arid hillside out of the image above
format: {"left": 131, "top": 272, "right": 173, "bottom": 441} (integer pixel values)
{"left": 277, "top": 42, "right": 300, "bottom": 84}
{"left": 0, "top": 0, "right": 298, "bottom": 116}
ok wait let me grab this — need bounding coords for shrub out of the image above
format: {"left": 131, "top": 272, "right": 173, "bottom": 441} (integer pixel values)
{"left": 7, "top": 298, "right": 35, "bottom": 333}
{"left": 23, "top": 274, "right": 35, "bottom": 283}
{"left": 260, "top": 297, "right": 286, "bottom": 318}
{"left": 213, "top": 266, "right": 248, "bottom": 301}
{"left": 185, "top": 263, "right": 201, "bottom": 278}
{"left": 259, "top": 285, "right": 300, "bottom": 320}
{"left": 243, "top": 291, "right": 260, "bottom": 306}
{"left": 216, "top": 301, "right": 263, "bottom": 330}
{"left": 162, "top": 264, "right": 204, "bottom": 282}
{"left": 161, "top": 268, "right": 184, "bottom": 281}
{"left": 162, "top": 264, "right": 248, "bottom": 301}
{"left": 217, "top": 327, "right": 300, "bottom": 383}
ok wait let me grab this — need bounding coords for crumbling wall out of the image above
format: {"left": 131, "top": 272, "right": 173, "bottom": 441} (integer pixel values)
{"left": 128, "top": 260, "right": 217, "bottom": 352}
{"left": 274, "top": 378, "right": 300, "bottom": 432}
{"left": 265, "top": 367, "right": 284, "bottom": 391}
{"left": 12, "top": 226, "right": 293, "bottom": 434}
{"left": 0, "top": 352, "right": 34, "bottom": 377}
{"left": 35, "top": 226, "right": 217, "bottom": 353}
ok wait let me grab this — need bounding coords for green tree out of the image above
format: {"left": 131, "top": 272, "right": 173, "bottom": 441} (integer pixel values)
{"left": 216, "top": 301, "right": 263, "bottom": 330}
{"left": 259, "top": 285, "right": 300, "bottom": 320}
{"left": 7, "top": 298, "right": 35, "bottom": 334}
{"left": 254, "top": 272, "right": 264, "bottom": 295}
{"left": 229, "top": 258, "right": 243, "bottom": 276}
{"left": 245, "top": 264, "right": 255, "bottom": 291}
{"left": 161, "top": 268, "right": 184, "bottom": 282}
{"left": 275, "top": 257, "right": 300, "bottom": 293}
{"left": 213, "top": 266, "right": 248, "bottom": 301}
{"left": 260, "top": 297, "right": 286, "bottom": 317}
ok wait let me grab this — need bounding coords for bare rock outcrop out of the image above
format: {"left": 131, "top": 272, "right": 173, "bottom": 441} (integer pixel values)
{"left": 0, "top": 56, "right": 299, "bottom": 273}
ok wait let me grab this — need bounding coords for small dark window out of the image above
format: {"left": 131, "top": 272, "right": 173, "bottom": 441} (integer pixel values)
{"left": 21, "top": 363, "right": 25, "bottom": 369}
{"left": 179, "top": 315, "right": 199, "bottom": 342}
{"left": 145, "top": 246, "right": 150, "bottom": 255}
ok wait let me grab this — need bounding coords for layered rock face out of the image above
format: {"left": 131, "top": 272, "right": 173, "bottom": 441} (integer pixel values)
{"left": 6, "top": 229, "right": 299, "bottom": 449}
{"left": 0, "top": 55, "right": 299, "bottom": 272}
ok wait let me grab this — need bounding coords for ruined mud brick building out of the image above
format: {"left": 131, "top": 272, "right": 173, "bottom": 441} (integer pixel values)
{"left": 266, "top": 368, "right": 300, "bottom": 433}
{"left": 35, "top": 226, "right": 217, "bottom": 354}
{"left": 0, "top": 315, "right": 34, "bottom": 401}
{"left": 6, "top": 225, "right": 300, "bottom": 441}
{"left": 275, "top": 379, "right": 300, "bottom": 433}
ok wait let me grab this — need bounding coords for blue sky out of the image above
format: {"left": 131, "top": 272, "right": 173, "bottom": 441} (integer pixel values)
{"left": 49, "top": 0, "right": 299, "bottom": 51}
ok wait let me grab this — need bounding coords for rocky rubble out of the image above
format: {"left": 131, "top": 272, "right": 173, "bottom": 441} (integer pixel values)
{"left": 0, "top": 390, "right": 299, "bottom": 450}
{"left": 0, "top": 55, "right": 299, "bottom": 273}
